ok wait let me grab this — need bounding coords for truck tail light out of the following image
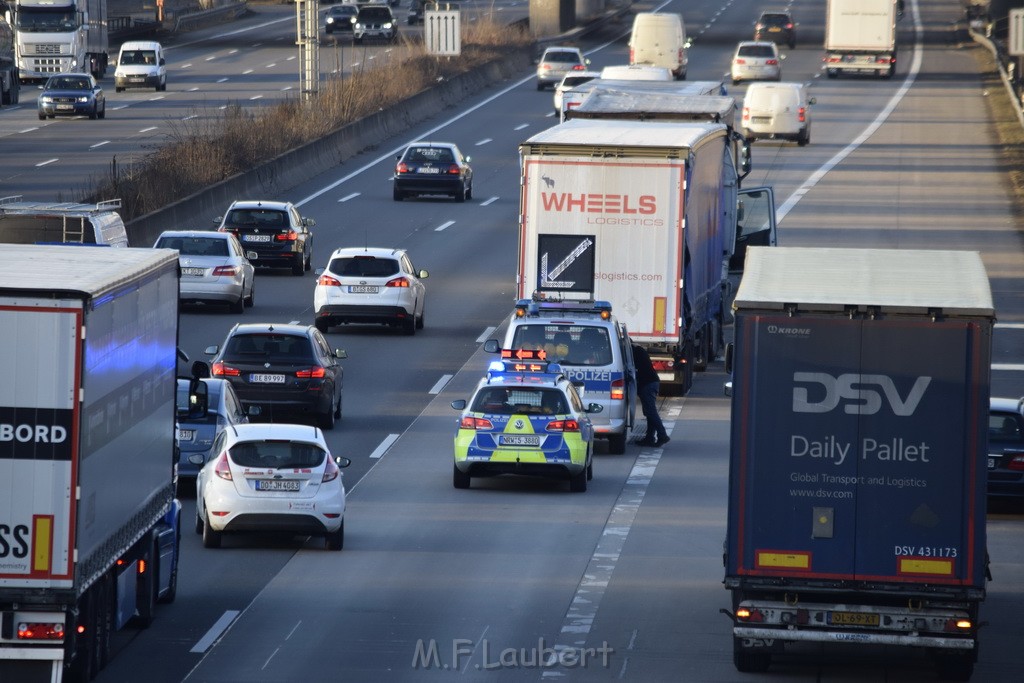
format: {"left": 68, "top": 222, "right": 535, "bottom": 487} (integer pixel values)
{"left": 386, "top": 276, "right": 411, "bottom": 288}
{"left": 295, "top": 366, "right": 326, "bottom": 379}
{"left": 735, "top": 607, "right": 764, "bottom": 623}
{"left": 214, "top": 452, "right": 233, "bottom": 480}
{"left": 798, "top": 107, "right": 806, "bottom": 122}
{"left": 547, "top": 419, "right": 580, "bottom": 432}
{"left": 275, "top": 232, "right": 298, "bottom": 242}
{"left": 212, "top": 266, "right": 238, "bottom": 277}
{"left": 460, "top": 416, "right": 493, "bottom": 430}
{"left": 322, "top": 457, "right": 340, "bottom": 483}
{"left": 651, "top": 359, "right": 675, "bottom": 372}
{"left": 611, "top": 377, "right": 625, "bottom": 400}
{"left": 211, "top": 361, "right": 240, "bottom": 377}
{"left": 318, "top": 274, "right": 341, "bottom": 287}
{"left": 17, "top": 623, "right": 65, "bottom": 640}
{"left": 137, "top": 559, "right": 147, "bottom": 575}
{"left": 944, "top": 618, "right": 973, "bottom": 632}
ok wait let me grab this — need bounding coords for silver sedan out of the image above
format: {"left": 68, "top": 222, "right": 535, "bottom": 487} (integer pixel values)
{"left": 154, "top": 230, "right": 256, "bottom": 313}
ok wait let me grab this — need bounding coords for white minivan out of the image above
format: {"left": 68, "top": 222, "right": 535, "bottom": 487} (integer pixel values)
{"left": 114, "top": 40, "right": 167, "bottom": 92}
{"left": 741, "top": 82, "right": 815, "bottom": 146}
{"left": 628, "top": 12, "right": 689, "bottom": 80}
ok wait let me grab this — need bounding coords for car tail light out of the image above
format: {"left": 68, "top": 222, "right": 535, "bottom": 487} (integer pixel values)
{"left": 217, "top": 227, "right": 238, "bottom": 236}
{"left": 460, "top": 416, "right": 493, "bottom": 430}
{"left": 212, "top": 266, "right": 239, "bottom": 277}
{"left": 275, "top": 231, "right": 298, "bottom": 242}
{"left": 572, "top": 64, "right": 584, "bottom": 71}
{"left": 755, "top": 23, "right": 764, "bottom": 31}
{"left": 322, "top": 457, "right": 340, "bottom": 483}
{"left": 540, "top": 62, "right": 551, "bottom": 70}
{"left": 214, "top": 452, "right": 232, "bottom": 480}
{"left": 611, "top": 377, "right": 625, "bottom": 401}
{"left": 567, "top": 101, "right": 580, "bottom": 110}
{"left": 211, "top": 361, "right": 240, "bottom": 377}
{"left": 396, "top": 162, "right": 409, "bottom": 173}
{"left": 295, "top": 366, "right": 326, "bottom": 379}
{"left": 629, "top": 48, "right": 634, "bottom": 62}
{"left": 386, "top": 276, "right": 411, "bottom": 288}
{"left": 547, "top": 419, "right": 580, "bottom": 432}
{"left": 447, "top": 164, "right": 460, "bottom": 175}
{"left": 742, "top": 107, "right": 750, "bottom": 122}
{"left": 785, "top": 23, "right": 793, "bottom": 29}
{"left": 766, "top": 59, "right": 778, "bottom": 65}
{"left": 734, "top": 58, "right": 746, "bottom": 65}
{"left": 798, "top": 107, "right": 806, "bottom": 122}
{"left": 318, "top": 274, "right": 341, "bottom": 287}
{"left": 1008, "top": 454, "right": 1024, "bottom": 471}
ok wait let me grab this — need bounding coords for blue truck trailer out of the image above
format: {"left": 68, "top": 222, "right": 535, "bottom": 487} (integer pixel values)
{"left": 723, "top": 247, "right": 992, "bottom": 681}
{"left": 0, "top": 245, "right": 183, "bottom": 683}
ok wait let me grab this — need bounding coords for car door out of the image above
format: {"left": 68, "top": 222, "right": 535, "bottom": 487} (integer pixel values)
{"left": 618, "top": 325, "right": 638, "bottom": 428}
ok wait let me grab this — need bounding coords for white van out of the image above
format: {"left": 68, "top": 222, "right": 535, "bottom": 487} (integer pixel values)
{"left": 114, "top": 40, "right": 167, "bottom": 92}
{"left": 741, "top": 82, "right": 814, "bottom": 146}
{"left": 629, "top": 12, "right": 689, "bottom": 80}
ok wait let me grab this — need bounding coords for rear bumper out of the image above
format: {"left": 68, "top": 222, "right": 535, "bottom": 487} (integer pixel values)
{"left": 179, "top": 280, "right": 244, "bottom": 303}
{"left": 394, "top": 176, "right": 464, "bottom": 195}
{"left": 317, "top": 304, "right": 413, "bottom": 326}
{"left": 220, "top": 513, "right": 339, "bottom": 535}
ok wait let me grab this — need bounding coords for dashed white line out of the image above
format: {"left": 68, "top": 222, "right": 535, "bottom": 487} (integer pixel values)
{"left": 229, "top": 49, "right": 238, "bottom": 55}
{"left": 993, "top": 364, "right": 1024, "bottom": 371}
{"left": 285, "top": 621, "right": 301, "bottom": 640}
{"left": 282, "top": 86, "right": 293, "bottom": 91}
{"left": 148, "top": 96, "right": 166, "bottom": 101}
{"left": 182, "top": 115, "right": 198, "bottom": 121}
{"left": 475, "top": 138, "right": 492, "bottom": 145}
{"left": 243, "top": 69, "right": 254, "bottom": 75}
{"left": 434, "top": 220, "right": 455, "bottom": 232}
{"left": 188, "top": 87, "right": 200, "bottom": 92}
{"left": 90, "top": 141, "right": 110, "bottom": 148}
{"left": 429, "top": 374, "right": 453, "bottom": 395}
{"left": 217, "top": 77, "right": 229, "bottom": 83}
{"left": 190, "top": 610, "right": 240, "bottom": 653}
{"left": 261, "top": 647, "right": 279, "bottom": 670}
{"left": 370, "top": 434, "right": 400, "bottom": 459}
{"left": 476, "top": 326, "right": 497, "bottom": 344}
{"left": 480, "top": 196, "right": 498, "bottom": 206}
{"left": 996, "top": 323, "right": 1024, "bottom": 329}
{"left": 250, "top": 95, "right": 263, "bottom": 101}
{"left": 205, "top": 55, "right": 216, "bottom": 61}
{"left": 140, "top": 126, "right": 157, "bottom": 133}
{"left": 286, "top": 56, "right": 296, "bottom": 61}
{"left": 36, "top": 158, "right": 58, "bottom": 167}
{"left": 514, "top": 123, "right": 529, "bottom": 130}
{"left": 266, "top": 63, "right": 277, "bottom": 68}
{"left": 181, "top": 63, "right": 193, "bottom": 69}
{"left": 338, "top": 192, "right": 360, "bottom": 202}
{"left": 113, "top": 105, "right": 128, "bottom": 110}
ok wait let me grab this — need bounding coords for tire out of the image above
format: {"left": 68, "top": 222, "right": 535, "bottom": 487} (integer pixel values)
{"left": 536, "top": 82, "right": 545, "bottom": 91}
{"left": 415, "top": 304, "right": 424, "bottom": 330}
{"left": 304, "top": 249, "right": 311, "bottom": 272}
{"left": 733, "top": 643, "right": 771, "bottom": 673}
{"left": 393, "top": 185, "right": 404, "bottom": 201}
{"left": 315, "top": 318, "right": 330, "bottom": 333}
{"left": 326, "top": 519, "right": 344, "bottom": 550}
{"left": 453, "top": 463, "right": 470, "bottom": 489}
{"left": 98, "top": 102, "right": 105, "bottom": 119}
{"left": 89, "top": 106, "right": 98, "bottom": 120}
{"left": 66, "top": 593, "right": 97, "bottom": 683}
{"left": 466, "top": 183, "right": 473, "bottom": 201}
{"left": 201, "top": 508, "right": 222, "bottom": 548}
{"left": 935, "top": 653, "right": 974, "bottom": 681}
{"left": 797, "top": 128, "right": 810, "bottom": 147}
{"left": 403, "top": 315, "right": 416, "bottom": 336}
{"left": 586, "top": 457, "right": 593, "bottom": 481}
{"left": 291, "top": 253, "right": 304, "bottom": 276}
{"left": 93, "top": 575, "right": 112, "bottom": 671}
{"left": 230, "top": 288, "right": 245, "bottom": 314}
{"left": 194, "top": 507, "right": 203, "bottom": 534}
{"left": 319, "top": 391, "right": 336, "bottom": 430}
{"left": 244, "top": 280, "right": 255, "bottom": 307}
{"left": 38, "top": 111, "right": 46, "bottom": 120}
{"left": 454, "top": 183, "right": 466, "bottom": 203}
{"left": 569, "top": 468, "right": 587, "bottom": 492}
{"left": 608, "top": 432, "right": 626, "bottom": 455}
{"left": 116, "top": 86, "right": 124, "bottom": 93}
{"left": 159, "top": 79, "right": 166, "bottom": 92}
{"left": 694, "top": 330, "right": 710, "bottom": 372}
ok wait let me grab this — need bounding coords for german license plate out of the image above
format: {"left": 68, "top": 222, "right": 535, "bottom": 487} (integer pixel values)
{"left": 255, "top": 479, "right": 300, "bottom": 492}
{"left": 176, "top": 429, "right": 195, "bottom": 441}
{"left": 500, "top": 435, "right": 540, "bottom": 447}
{"left": 418, "top": 167, "right": 441, "bottom": 174}
{"left": 250, "top": 373, "right": 286, "bottom": 383}
{"left": 768, "top": 27, "right": 781, "bottom": 32}
{"left": 181, "top": 267, "right": 205, "bottom": 276}
{"left": 751, "top": 116, "right": 771, "bottom": 123}
{"left": 349, "top": 285, "right": 379, "bottom": 294}
{"left": 243, "top": 234, "right": 273, "bottom": 242}
{"left": 988, "top": 457, "right": 998, "bottom": 470}
{"left": 57, "top": 105, "right": 73, "bottom": 111}
{"left": 829, "top": 611, "right": 879, "bottom": 627}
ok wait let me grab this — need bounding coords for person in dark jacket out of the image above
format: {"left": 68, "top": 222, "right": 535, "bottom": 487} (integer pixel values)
{"left": 632, "top": 344, "right": 669, "bottom": 447}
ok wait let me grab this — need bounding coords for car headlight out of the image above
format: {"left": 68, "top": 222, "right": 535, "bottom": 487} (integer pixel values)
{"left": 76, "top": 96, "right": 89, "bottom": 103}
{"left": 384, "top": 22, "right": 393, "bottom": 29}
{"left": 39, "top": 96, "right": 52, "bottom": 103}
{"left": 355, "top": 22, "right": 363, "bottom": 29}
{"left": 115, "top": 70, "right": 124, "bottom": 78}
{"left": 326, "top": 17, "right": 335, "bottom": 24}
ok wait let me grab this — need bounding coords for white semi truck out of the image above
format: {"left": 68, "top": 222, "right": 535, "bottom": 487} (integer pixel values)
{"left": 10, "top": 0, "right": 108, "bottom": 82}
{"left": 824, "top": 0, "right": 898, "bottom": 79}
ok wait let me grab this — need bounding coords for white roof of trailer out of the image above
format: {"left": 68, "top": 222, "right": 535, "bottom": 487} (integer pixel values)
{"left": 734, "top": 247, "right": 994, "bottom": 317}
{"left": 574, "top": 91, "right": 736, "bottom": 119}
{"left": 0, "top": 245, "right": 178, "bottom": 297}
{"left": 522, "top": 118, "right": 726, "bottom": 148}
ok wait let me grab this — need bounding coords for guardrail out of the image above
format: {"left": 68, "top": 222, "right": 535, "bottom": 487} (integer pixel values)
{"left": 969, "top": 14, "right": 1024, "bottom": 128}
{"left": 109, "top": 15, "right": 162, "bottom": 41}
{"left": 172, "top": 2, "right": 249, "bottom": 33}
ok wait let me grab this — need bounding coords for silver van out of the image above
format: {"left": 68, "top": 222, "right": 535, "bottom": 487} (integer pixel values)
{"left": 741, "top": 81, "right": 815, "bottom": 145}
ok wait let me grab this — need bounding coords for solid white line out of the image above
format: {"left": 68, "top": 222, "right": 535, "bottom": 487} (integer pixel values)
{"left": 148, "top": 96, "right": 165, "bottom": 102}
{"left": 429, "top": 374, "right": 453, "bottom": 395}
{"left": 36, "top": 159, "right": 58, "bottom": 167}
{"left": 370, "top": 434, "right": 400, "bottom": 459}
{"left": 476, "top": 326, "right": 497, "bottom": 343}
{"left": 480, "top": 196, "right": 498, "bottom": 206}
{"left": 90, "top": 141, "right": 110, "bottom": 148}
{"left": 190, "top": 610, "right": 240, "bottom": 653}
{"left": 995, "top": 323, "right": 1024, "bottom": 329}
{"left": 460, "top": 625, "right": 490, "bottom": 674}
{"left": 993, "top": 364, "right": 1024, "bottom": 371}
{"left": 434, "top": 220, "right": 455, "bottom": 232}
{"left": 339, "top": 192, "right": 360, "bottom": 202}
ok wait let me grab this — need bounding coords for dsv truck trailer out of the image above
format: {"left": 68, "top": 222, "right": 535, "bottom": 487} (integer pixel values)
{"left": 723, "top": 247, "right": 991, "bottom": 681}
{"left": 0, "top": 245, "right": 182, "bottom": 683}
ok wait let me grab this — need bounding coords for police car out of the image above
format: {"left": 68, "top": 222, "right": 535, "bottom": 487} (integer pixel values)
{"left": 451, "top": 350, "right": 603, "bottom": 492}
{"left": 484, "top": 299, "right": 636, "bottom": 454}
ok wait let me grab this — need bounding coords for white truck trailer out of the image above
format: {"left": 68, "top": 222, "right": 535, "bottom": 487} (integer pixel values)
{"left": 824, "top": 0, "right": 898, "bottom": 79}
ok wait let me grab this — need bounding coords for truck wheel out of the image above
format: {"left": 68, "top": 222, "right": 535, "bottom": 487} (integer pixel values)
{"left": 326, "top": 519, "right": 345, "bottom": 550}
{"left": 453, "top": 463, "right": 471, "bottom": 489}
{"left": 66, "top": 595, "right": 97, "bottom": 683}
{"left": 93, "top": 575, "right": 113, "bottom": 671}
{"left": 569, "top": 468, "right": 588, "bottom": 492}
{"left": 733, "top": 638, "right": 771, "bottom": 673}
{"left": 608, "top": 432, "right": 626, "bottom": 455}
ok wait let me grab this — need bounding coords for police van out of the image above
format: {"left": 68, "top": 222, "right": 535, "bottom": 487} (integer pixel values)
{"left": 484, "top": 299, "right": 637, "bottom": 454}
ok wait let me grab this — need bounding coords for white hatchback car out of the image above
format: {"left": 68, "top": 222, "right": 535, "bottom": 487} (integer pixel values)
{"left": 154, "top": 230, "right": 256, "bottom": 312}
{"left": 195, "top": 423, "right": 351, "bottom": 550}
{"left": 730, "top": 40, "right": 783, "bottom": 84}
{"left": 314, "top": 246, "right": 428, "bottom": 335}
{"left": 553, "top": 70, "right": 600, "bottom": 116}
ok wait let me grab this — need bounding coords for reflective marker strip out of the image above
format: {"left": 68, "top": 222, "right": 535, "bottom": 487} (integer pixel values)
{"left": 898, "top": 557, "right": 954, "bottom": 577}
{"left": 756, "top": 550, "right": 811, "bottom": 570}
{"left": 32, "top": 515, "right": 54, "bottom": 574}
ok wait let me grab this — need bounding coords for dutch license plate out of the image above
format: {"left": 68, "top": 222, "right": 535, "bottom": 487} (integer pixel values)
{"left": 500, "top": 435, "right": 540, "bottom": 447}
{"left": 349, "top": 285, "right": 379, "bottom": 294}
{"left": 255, "top": 479, "right": 300, "bottom": 492}
{"left": 181, "top": 267, "right": 205, "bottom": 276}
{"left": 243, "top": 234, "right": 273, "bottom": 243}
{"left": 250, "top": 373, "right": 286, "bottom": 383}
{"left": 418, "top": 167, "right": 441, "bottom": 174}
{"left": 829, "top": 611, "right": 879, "bottom": 627}
{"left": 176, "top": 429, "right": 195, "bottom": 441}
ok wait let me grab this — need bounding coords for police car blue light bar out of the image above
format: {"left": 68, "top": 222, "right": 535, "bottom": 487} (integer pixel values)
{"left": 514, "top": 298, "right": 613, "bottom": 319}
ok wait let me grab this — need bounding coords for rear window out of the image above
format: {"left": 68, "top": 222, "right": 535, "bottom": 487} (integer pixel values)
{"left": 223, "top": 334, "right": 314, "bottom": 362}
{"left": 471, "top": 387, "right": 568, "bottom": 415}
{"left": 405, "top": 147, "right": 455, "bottom": 163}
{"left": 561, "top": 75, "right": 596, "bottom": 88}
{"left": 329, "top": 256, "right": 400, "bottom": 277}
{"left": 738, "top": 45, "right": 776, "bottom": 58}
{"left": 511, "top": 324, "right": 612, "bottom": 367}
{"left": 225, "top": 208, "right": 289, "bottom": 229}
{"left": 989, "top": 412, "right": 1024, "bottom": 444}
{"left": 229, "top": 440, "right": 326, "bottom": 468}
{"left": 157, "top": 236, "right": 229, "bottom": 256}
{"left": 759, "top": 14, "right": 790, "bottom": 26}
{"left": 544, "top": 51, "right": 581, "bottom": 63}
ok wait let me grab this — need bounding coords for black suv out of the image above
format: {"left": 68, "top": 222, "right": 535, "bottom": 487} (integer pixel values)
{"left": 215, "top": 200, "right": 314, "bottom": 275}
{"left": 206, "top": 323, "right": 347, "bottom": 429}
{"left": 354, "top": 6, "right": 398, "bottom": 44}
{"left": 753, "top": 10, "right": 796, "bottom": 49}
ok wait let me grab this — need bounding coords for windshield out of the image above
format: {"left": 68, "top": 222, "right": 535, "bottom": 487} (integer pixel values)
{"left": 120, "top": 50, "right": 157, "bottom": 65}
{"left": 222, "top": 334, "right": 314, "bottom": 363}
{"left": 471, "top": 387, "right": 568, "bottom": 415}
{"left": 157, "top": 236, "right": 229, "bottom": 257}
{"left": 229, "top": 441, "right": 326, "bottom": 469}
{"left": 15, "top": 7, "right": 79, "bottom": 32}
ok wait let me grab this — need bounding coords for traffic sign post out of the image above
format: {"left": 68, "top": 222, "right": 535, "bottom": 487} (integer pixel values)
{"left": 424, "top": 3, "right": 462, "bottom": 57}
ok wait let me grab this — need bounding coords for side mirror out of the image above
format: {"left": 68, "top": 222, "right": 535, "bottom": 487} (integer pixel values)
{"left": 315, "top": 267, "right": 325, "bottom": 276}
{"left": 304, "top": 217, "right": 316, "bottom": 228}
{"left": 724, "top": 381, "right": 733, "bottom": 397}
{"left": 724, "top": 343, "right": 735, "bottom": 374}
{"left": 213, "top": 216, "right": 223, "bottom": 224}
{"left": 587, "top": 402, "right": 603, "bottom": 414}
{"left": 204, "top": 344, "right": 219, "bottom": 356}
{"left": 451, "top": 399, "right": 467, "bottom": 410}
{"left": 417, "top": 269, "right": 429, "bottom": 279}
{"left": 334, "top": 349, "right": 347, "bottom": 359}
{"left": 335, "top": 456, "right": 352, "bottom": 468}
{"left": 483, "top": 339, "right": 500, "bottom": 353}
{"left": 808, "top": 97, "right": 817, "bottom": 105}
{"left": 160, "top": 57, "right": 166, "bottom": 66}
{"left": 464, "top": 156, "right": 471, "bottom": 163}
{"left": 247, "top": 405, "right": 262, "bottom": 418}
{"left": 246, "top": 251, "right": 258, "bottom": 260}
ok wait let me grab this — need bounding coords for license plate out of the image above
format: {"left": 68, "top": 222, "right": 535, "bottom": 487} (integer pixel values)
{"left": 181, "top": 267, "right": 205, "bottom": 276}
{"left": 988, "top": 457, "right": 998, "bottom": 470}
{"left": 500, "top": 435, "right": 540, "bottom": 447}
{"left": 57, "top": 105, "right": 73, "bottom": 110}
{"left": 768, "top": 27, "right": 781, "bottom": 32}
{"left": 255, "top": 479, "right": 300, "bottom": 491}
{"left": 751, "top": 117, "right": 771, "bottom": 123}
{"left": 349, "top": 285, "right": 379, "bottom": 294}
{"left": 243, "top": 234, "right": 273, "bottom": 243}
{"left": 250, "top": 373, "right": 286, "bottom": 383}
{"left": 176, "top": 429, "right": 195, "bottom": 441}
{"left": 418, "top": 167, "right": 441, "bottom": 174}
{"left": 829, "top": 611, "right": 879, "bottom": 627}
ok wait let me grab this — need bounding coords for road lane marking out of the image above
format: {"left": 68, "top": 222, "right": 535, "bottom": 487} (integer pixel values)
{"left": 243, "top": 69, "right": 254, "bottom": 75}
{"left": 19, "top": 127, "right": 39, "bottom": 133}
{"left": 434, "top": 220, "right": 455, "bottom": 232}
{"left": 476, "top": 327, "right": 496, "bottom": 343}
{"left": 37, "top": 159, "right": 58, "bottom": 167}
{"left": 475, "top": 138, "right": 492, "bottom": 145}
{"left": 996, "top": 323, "right": 1024, "bottom": 329}
{"left": 190, "top": 610, "right": 240, "bottom": 653}
{"left": 480, "top": 196, "right": 498, "bottom": 206}
{"left": 188, "top": 87, "right": 200, "bottom": 91}
{"left": 217, "top": 77, "right": 229, "bottom": 83}
{"left": 429, "top": 374, "right": 453, "bottom": 394}
{"left": 370, "top": 434, "right": 400, "bottom": 459}
{"left": 250, "top": 95, "right": 263, "bottom": 100}
{"left": 339, "top": 192, "right": 360, "bottom": 202}
{"left": 285, "top": 621, "right": 301, "bottom": 640}
{"left": 993, "top": 364, "right": 1024, "bottom": 371}
{"left": 514, "top": 123, "right": 529, "bottom": 130}
{"left": 140, "top": 127, "right": 157, "bottom": 133}
{"left": 261, "top": 647, "right": 280, "bottom": 670}
{"left": 90, "top": 141, "right": 110, "bottom": 148}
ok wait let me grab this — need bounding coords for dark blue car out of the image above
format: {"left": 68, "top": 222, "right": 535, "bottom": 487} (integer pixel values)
{"left": 175, "top": 377, "right": 248, "bottom": 494}
{"left": 37, "top": 73, "right": 106, "bottom": 120}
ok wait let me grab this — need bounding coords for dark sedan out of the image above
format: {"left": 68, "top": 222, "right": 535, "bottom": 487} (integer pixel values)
{"left": 175, "top": 377, "right": 249, "bottom": 493}
{"left": 37, "top": 73, "right": 106, "bottom": 120}
{"left": 393, "top": 142, "right": 473, "bottom": 202}
{"left": 205, "top": 323, "right": 346, "bottom": 429}
{"left": 988, "top": 397, "right": 1024, "bottom": 501}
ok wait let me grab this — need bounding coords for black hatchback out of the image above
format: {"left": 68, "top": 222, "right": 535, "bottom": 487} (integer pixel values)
{"left": 205, "top": 323, "right": 346, "bottom": 429}
{"left": 753, "top": 11, "right": 796, "bottom": 49}
{"left": 215, "top": 200, "right": 315, "bottom": 275}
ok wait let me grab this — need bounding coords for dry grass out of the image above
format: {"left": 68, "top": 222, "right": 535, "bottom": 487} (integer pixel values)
{"left": 90, "top": 19, "right": 531, "bottom": 220}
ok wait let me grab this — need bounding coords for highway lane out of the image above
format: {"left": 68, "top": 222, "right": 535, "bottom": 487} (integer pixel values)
{"left": 87, "top": 0, "right": 1024, "bottom": 680}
